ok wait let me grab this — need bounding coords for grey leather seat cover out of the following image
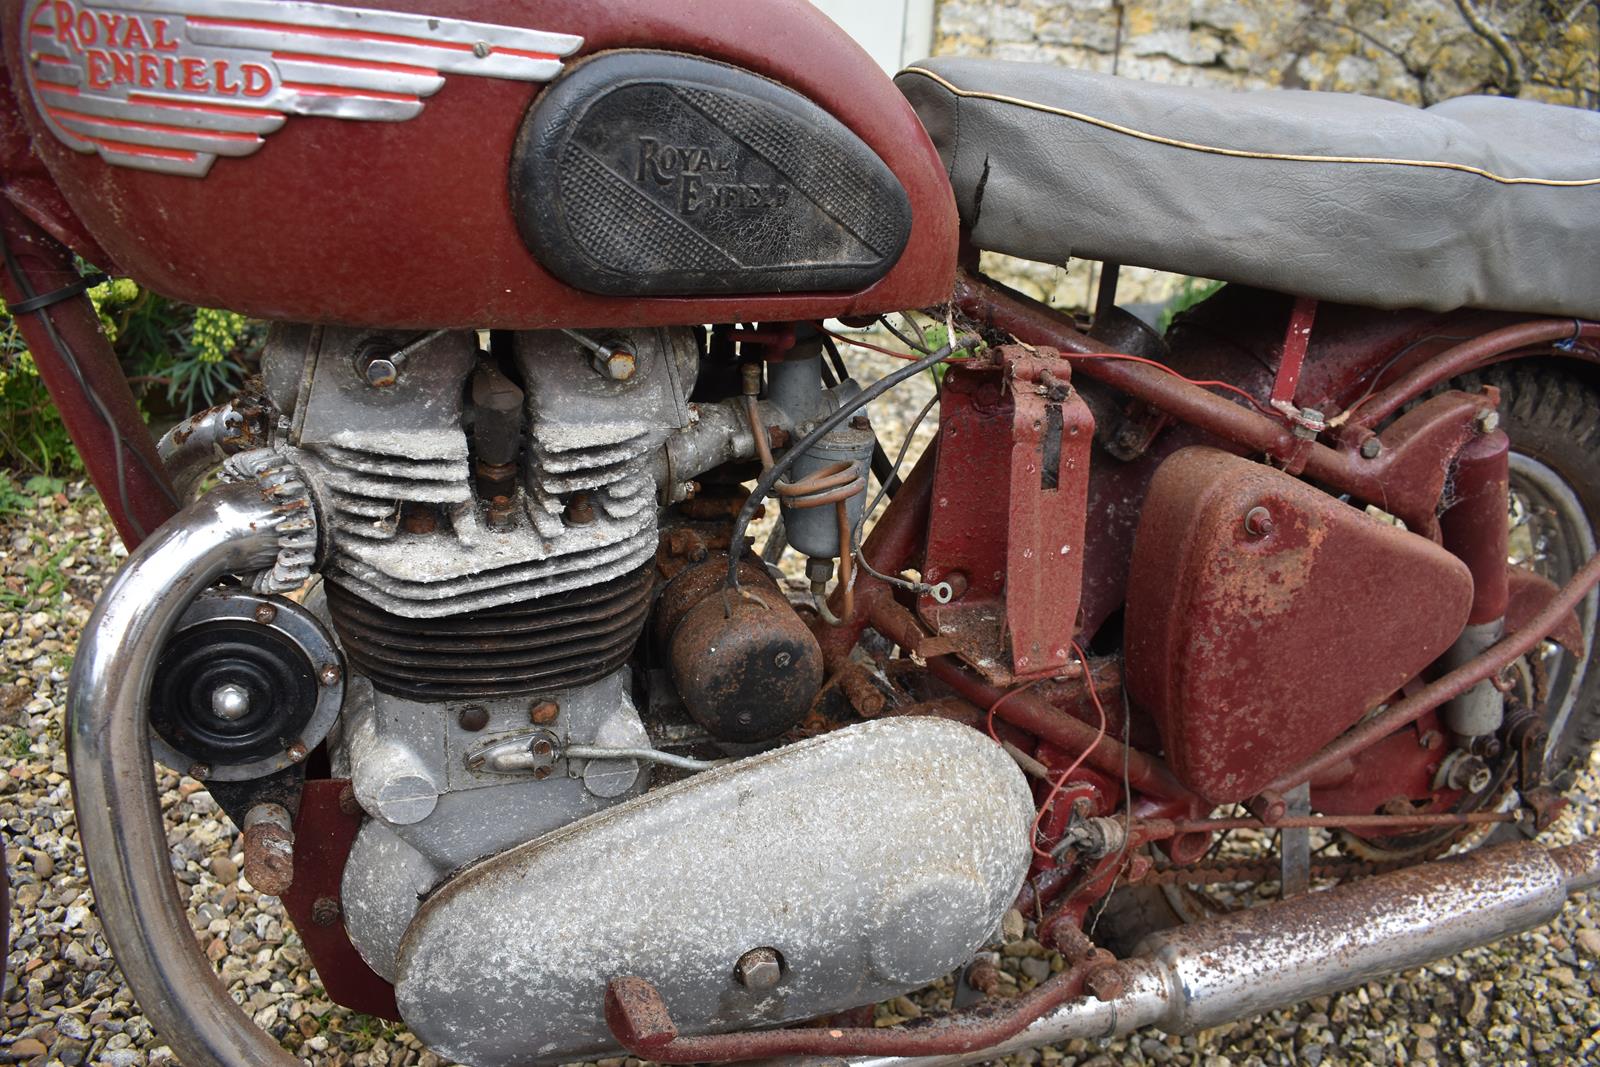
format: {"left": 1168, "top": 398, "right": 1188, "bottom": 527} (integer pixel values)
{"left": 897, "top": 58, "right": 1600, "bottom": 317}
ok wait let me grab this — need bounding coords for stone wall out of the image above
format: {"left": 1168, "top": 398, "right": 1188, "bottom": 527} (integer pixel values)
{"left": 929, "top": 0, "right": 1599, "bottom": 310}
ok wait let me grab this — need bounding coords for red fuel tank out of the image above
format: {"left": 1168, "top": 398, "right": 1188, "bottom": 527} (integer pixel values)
{"left": 0, "top": 0, "right": 957, "bottom": 329}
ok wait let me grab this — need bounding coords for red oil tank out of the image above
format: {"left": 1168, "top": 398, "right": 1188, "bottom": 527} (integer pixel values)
{"left": 0, "top": 0, "right": 957, "bottom": 329}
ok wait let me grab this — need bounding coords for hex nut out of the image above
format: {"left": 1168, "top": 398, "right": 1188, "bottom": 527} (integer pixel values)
{"left": 363, "top": 357, "right": 400, "bottom": 388}
{"left": 734, "top": 947, "right": 783, "bottom": 991}
{"left": 603, "top": 351, "right": 637, "bottom": 381}
{"left": 1243, "top": 506, "right": 1274, "bottom": 537}
{"left": 311, "top": 896, "right": 342, "bottom": 927}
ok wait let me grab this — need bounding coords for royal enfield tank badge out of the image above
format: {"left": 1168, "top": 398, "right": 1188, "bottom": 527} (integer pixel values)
{"left": 20, "top": 0, "right": 583, "bottom": 176}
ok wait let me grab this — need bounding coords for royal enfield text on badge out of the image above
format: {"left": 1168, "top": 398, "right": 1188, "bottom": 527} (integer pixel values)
{"left": 22, "top": 0, "right": 583, "bottom": 175}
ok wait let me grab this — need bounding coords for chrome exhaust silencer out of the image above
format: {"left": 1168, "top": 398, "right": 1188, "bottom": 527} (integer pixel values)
{"left": 68, "top": 472, "right": 309, "bottom": 1067}
{"left": 802, "top": 836, "right": 1600, "bottom": 1067}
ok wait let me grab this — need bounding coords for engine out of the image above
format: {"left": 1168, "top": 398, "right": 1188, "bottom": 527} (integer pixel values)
{"left": 142, "top": 324, "right": 1035, "bottom": 1063}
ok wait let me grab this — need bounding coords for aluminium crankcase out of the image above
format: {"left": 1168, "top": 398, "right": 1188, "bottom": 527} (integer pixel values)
{"left": 393, "top": 716, "right": 1034, "bottom": 1066}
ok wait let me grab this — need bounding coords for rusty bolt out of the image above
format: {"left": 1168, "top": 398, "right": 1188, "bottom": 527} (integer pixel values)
{"left": 1243, "top": 506, "right": 1274, "bottom": 538}
{"left": 565, "top": 493, "right": 597, "bottom": 526}
{"left": 242, "top": 805, "right": 295, "bottom": 896}
{"left": 597, "top": 349, "right": 636, "bottom": 382}
{"left": 1442, "top": 752, "right": 1493, "bottom": 793}
{"left": 768, "top": 426, "right": 791, "bottom": 450}
{"left": 531, "top": 739, "right": 554, "bottom": 757}
{"left": 311, "top": 896, "right": 342, "bottom": 927}
{"left": 533, "top": 765, "right": 553, "bottom": 780}
{"left": 530, "top": 700, "right": 560, "bottom": 725}
{"left": 253, "top": 603, "right": 278, "bottom": 626}
{"left": 849, "top": 415, "right": 872, "bottom": 431}
{"left": 486, "top": 496, "right": 516, "bottom": 531}
{"left": 1359, "top": 436, "right": 1383, "bottom": 459}
{"left": 286, "top": 740, "right": 309, "bottom": 763}
{"left": 1475, "top": 408, "right": 1501, "bottom": 434}
{"left": 458, "top": 705, "right": 490, "bottom": 732}
{"left": 1291, "top": 407, "right": 1325, "bottom": 440}
{"left": 966, "top": 960, "right": 1002, "bottom": 996}
{"left": 318, "top": 663, "right": 342, "bottom": 687}
{"left": 1248, "top": 790, "right": 1288, "bottom": 824}
{"left": 734, "top": 947, "right": 783, "bottom": 991}
{"left": 1085, "top": 961, "right": 1126, "bottom": 1002}
{"left": 337, "top": 784, "right": 362, "bottom": 817}
{"left": 1049, "top": 924, "right": 1093, "bottom": 963}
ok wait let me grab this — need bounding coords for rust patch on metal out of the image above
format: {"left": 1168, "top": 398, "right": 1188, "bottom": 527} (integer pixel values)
{"left": 1125, "top": 447, "right": 1474, "bottom": 804}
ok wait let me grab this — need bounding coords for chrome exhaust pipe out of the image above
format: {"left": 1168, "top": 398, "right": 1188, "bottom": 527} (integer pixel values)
{"left": 68, "top": 476, "right": 307, "bottom": 1067}
{"left": 801, "top": 836, "right": 1600, "bottom": 1067}
{"left": 156, "top": 399, "right": 267, "bottom": 501}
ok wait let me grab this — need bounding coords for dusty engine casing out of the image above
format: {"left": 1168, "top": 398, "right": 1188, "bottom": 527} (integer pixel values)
{"left": 252, "top": 325, "right": 1030, "bottom": 1061}
{"left": 397, "top": 717, "right": 1035, "bottom": 1066}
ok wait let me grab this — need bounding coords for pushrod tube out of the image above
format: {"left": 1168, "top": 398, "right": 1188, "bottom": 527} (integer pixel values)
{"left": 68, "top": 479, "right": 303, "bottom": 1067}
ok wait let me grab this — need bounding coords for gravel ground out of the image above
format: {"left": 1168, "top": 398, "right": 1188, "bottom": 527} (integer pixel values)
{"left": 3, "top": 353, "right": 1600, "bottom": 1066}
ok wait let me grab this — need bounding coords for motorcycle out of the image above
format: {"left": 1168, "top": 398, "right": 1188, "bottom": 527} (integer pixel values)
{"left": 2, "top": 0, "right": 1598, "bottom": 1063}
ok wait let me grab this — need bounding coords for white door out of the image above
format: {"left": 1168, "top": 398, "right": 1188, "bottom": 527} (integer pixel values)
{"left": 806, "top": 0, "right": 935, "bottom": 73}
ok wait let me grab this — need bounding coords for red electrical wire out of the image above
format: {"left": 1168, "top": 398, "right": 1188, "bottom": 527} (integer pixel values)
{"left": 1067, "top": 350, "right": 1281, "bottom": 417}
{"left": 986, "top": 678, "right": 1046, "bottom": 744}
{"left": 1018, "top": 642, "right": 1108, "bottom": 862}
{"left": 821, "top": 327, "right": 972, "bottom": 363}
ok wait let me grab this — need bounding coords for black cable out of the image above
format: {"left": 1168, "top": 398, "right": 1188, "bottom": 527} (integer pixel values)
{"left": 821, "top": 333, "right": 851, "bottom": 382}
{"left": 1, "top": 233, "right": 178, "bottom": 539}
{"left": 725, "top": 333, "right": 979, "bottom": 590}
{"left": 879, "top": 317, "right": 932, "bottom": 355}
{"left": 822, "top": 333, "right": 905, "bottom": 500}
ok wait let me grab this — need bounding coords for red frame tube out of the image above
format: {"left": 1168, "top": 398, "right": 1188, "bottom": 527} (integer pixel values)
{"left": 926, "top": 656, "right": 1192, "bottom": 802}
{"left": 1441, "top": 429, "right": 1512, "bottom": 624}
{"left": 604, "top": 951, "right": 1116, "bottom": 1063}
{"left": 1347, "top": 319, "right": 1600, "bottom": 433}
{"left": 952, "top": 271, "right": 1574, "bottom": 529}
{"left": 0, "top": 203, "right": 176, "bottom": 543}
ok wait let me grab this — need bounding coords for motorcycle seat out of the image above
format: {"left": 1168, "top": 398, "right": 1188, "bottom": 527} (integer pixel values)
{"left": 896, "top": 58, "right": 1600, "bottom": 318}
